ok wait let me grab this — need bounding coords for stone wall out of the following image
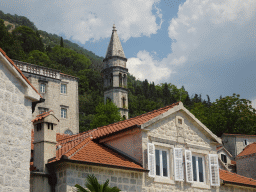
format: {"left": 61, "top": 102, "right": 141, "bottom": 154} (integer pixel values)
{"left": 235, "top": 137, "right": 256, "bottom": 156}
{"left": 55, "top": 163, "right": 143, "bottom": 192}
{"left": 236, "top": 155, "right": 256, "bottom": 180}
{"left": 0, "top": 62, "right": 33, "bottom": 192}
{"left": 15, "top": 60, "right": 79, "bottom": 135}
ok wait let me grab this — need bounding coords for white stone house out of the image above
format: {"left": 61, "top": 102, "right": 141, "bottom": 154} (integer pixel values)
{"left": 0, "top": 48, "right": 41, "bottom": 192}
{"left": 30, "top": 102, "right": 256, "bottom": 192}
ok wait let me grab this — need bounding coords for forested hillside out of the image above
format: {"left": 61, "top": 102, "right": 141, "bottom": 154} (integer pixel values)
{"left": 0, "top": 11, "right": 255, "bottom": 136}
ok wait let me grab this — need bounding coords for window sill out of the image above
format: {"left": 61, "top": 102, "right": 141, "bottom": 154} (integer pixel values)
{"left": 60, "top": 93, "right": 67, "bottom": 96}
{"left": 191, "top": 182, "right": 210, "bottom": 189}
{"left": 154, "top": 177, "right": 175, "bottom": 184}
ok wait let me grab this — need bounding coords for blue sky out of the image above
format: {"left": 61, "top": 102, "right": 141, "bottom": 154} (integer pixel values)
{"left": 1, "top": 0, "right": 256, "bottom": 107}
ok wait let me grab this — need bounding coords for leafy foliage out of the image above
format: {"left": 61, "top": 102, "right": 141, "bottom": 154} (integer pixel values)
{"left": 75, "top": 174, "right": 120, "bottom": 192}
{"left": 90, "top": 100, "right": 122, "bottom": 129}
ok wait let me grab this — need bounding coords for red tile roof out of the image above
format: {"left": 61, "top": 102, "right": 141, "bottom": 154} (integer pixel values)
{"left": 0, "top": 48, "right": 42, "bottom": 98}
{"left": 31, "top": 102, "right": 181, "bottom": 172}
{"left": 31, "top": 110, "right": 56, "bottom": 123}
{"left": 237, "top": 142, "right": 256, "bottom": 158}
{"left": 231, "top": 160, "right": 236, "bottom": 165}
{"left": 220, "top": 169, "right": 256, "bottom": 188}
{"left": 222, "top": 133, "right": 256, "bottom": 137}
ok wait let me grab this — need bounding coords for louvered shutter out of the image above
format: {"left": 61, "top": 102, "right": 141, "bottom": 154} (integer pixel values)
{"left": 185, "top": 150, "right": 193, "bottom": 183}
{"left": 174, "top": 148, "right": 184, "bottom": 181}
{"left": 209, "top": 154, "right": 220, "bottom": 186}
{"left": 148, "top": 143, "right": 155, "bottom": 177}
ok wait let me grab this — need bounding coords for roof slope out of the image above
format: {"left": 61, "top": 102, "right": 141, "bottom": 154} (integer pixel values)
{"left": 0, "top": 48, "right": 42, "bottom": 98}
{"left": 220, "top": 169, "right": 256, "bottom": 188}
{"left": 237, "top": 142, "right": 256, "bottom": 158}
{"left": 105, "top": 24, "right": 126, "bottom": 59}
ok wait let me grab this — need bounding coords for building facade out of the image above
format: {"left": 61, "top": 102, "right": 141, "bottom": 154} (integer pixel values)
{"left": 102, "top": 24, "right": 129, "bottom": 119}
{"left": 0, "top": 48, "right": 41, "bottom": 192}
{"left": 14, "top": 60, "right": 79, "bottom": 135}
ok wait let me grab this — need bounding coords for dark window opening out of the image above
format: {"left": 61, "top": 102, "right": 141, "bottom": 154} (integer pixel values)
{"left": 122, "top": 97, "right": 126, "bottom": 108}
{"left": 48, "top": 123, "right": 53, "bottom": 130}
{"left": 37, "top": 123, "right": 42, "bottom": 131}
{"left": 221, "top": 154, "right": 227, "bottom": 163}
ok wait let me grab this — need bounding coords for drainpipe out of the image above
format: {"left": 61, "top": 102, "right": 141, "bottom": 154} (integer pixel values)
{"left": 32, "top": 98, "right": 45, "bottom": 113}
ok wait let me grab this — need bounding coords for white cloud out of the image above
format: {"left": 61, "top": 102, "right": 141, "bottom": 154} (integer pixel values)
{"left": 127, "top": 50, "right": 172, "bottom": 82}
{"left": 252, "top": 98, "right": 256, "bottom": 109}
{"left": 0, "top": 0, "right": 162, "bottom": 43}
{"left": 129, "top": 0, "right": 256, "bottom": 98}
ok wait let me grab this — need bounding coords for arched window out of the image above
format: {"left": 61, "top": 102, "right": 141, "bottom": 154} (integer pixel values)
{"left": 107, "top": 97, "right": 112, "bottom": 103}
{"left": 123, "top": 115, "right": 126, "bottom": 120}
{"left": 123, "top": 74, "right": 127, "bottom": 87}
{"left": 119, "top": 73, "right": 122, "bottom": 87}
{"left": 122, "top": 97, "right": 126, "bottom": 108}
{"left": 64, "top": 129, "right": 73, "bottom": 135}
{"left": 105, "top": 75, "right": 108, "bottom": 86}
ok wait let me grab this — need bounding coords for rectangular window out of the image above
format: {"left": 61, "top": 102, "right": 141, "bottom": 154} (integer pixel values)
{"left": 221, "top": 154, "right": 227, "bottom": 163}
{"left": 192, "top": 156, "right": 205, "bottom": 182}
{"left": 39, "top": 107, "right": 49, "bottom": 114}
{"left": 244, "top": 139, "right": 248, "bottom": 146}
{"left": 40, "top": 83, "right": 46, "bottom": 93}
{"left": 61, "top": 84, "right": 67, "bottom": 94}
{"left": 61, "top": 108, "right": 67, "bottom": 118}
{"left": 155, "top": 149, "right": 169, "bottom": 177}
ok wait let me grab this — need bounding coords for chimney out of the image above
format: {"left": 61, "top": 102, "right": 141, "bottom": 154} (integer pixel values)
{"left": 33, "top": 111, "right": 59, "bottom": 172}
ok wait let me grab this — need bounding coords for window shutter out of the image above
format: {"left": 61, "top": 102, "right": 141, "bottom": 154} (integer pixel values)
{"left": 185, "top": 150, "right": 193, "bottom": 183}
{"left": 209, "top": 154, "right": 220, "bottom": 186}
{"left": 174, "top": 148, "right": 184, "bottom": 181}
{"left": 148, "top": 143, "right": 155, "bottom": 177}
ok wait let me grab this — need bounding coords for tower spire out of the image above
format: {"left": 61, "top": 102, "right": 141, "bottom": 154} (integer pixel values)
{"left": 102, "top": 25, "right": 129, "bottom": 119}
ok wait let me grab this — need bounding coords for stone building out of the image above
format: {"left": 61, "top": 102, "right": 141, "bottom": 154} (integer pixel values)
{"left": 30, "top": 102, "right": 256, "bottom": 192}
{"left": 236, "top": 142, "right": 256, "bottom": 180}
{"left": 102, "top": 24, "right": 129, "bottom": 119}
{"left": 0, "top": 48, "right": 41, "bottom": 192}
{"left": 221, "top": 133, "right": 256, "bottom": 157}
{"left": 14, "top": 60, "right": 79, "bottom": 135}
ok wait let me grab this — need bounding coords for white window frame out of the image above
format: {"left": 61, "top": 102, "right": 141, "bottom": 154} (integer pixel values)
{"left": 61, "top": 108, "right": 67, "bottom": 118}
{"left": 192, "top": 154, "right": 206, "bottom": 183}
{"left": 40, "top": 83, "right": 46, "bottom": 93}
{"left": 61, "top": 83, "right": 67, "bottom": 94}
{"left": 155, "top": 147, "right": 170, "bottom": 178}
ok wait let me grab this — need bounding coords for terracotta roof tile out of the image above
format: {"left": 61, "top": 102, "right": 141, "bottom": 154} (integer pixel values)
{"left": 31, "top": 110, "right": 55, "bottom": 123}
{"left": 0, "top": 48, "right": 42, "bottom": 98}
{"left": 70, "top": 140, "right": 144, "bottom": 171}
{"left": 237, "top": 142, "right": 256, "bottom": 157}
{"left": 91, "top": 102, "right": 180, "bottom": 139}
{"left": 216, "top": 146, "right": 223, "bottom": 151}
{"left": 231, "top": 160, "right": 236, "bottom": 165}
{"left": 222, "top": 133, "right": 256, "bottom": 137}
{"left": 220, "top": 169, "right": 256, "bottom": 187}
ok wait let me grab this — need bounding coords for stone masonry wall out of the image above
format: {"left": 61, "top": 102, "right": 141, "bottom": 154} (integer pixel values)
{"left": 0, "top": 63, "right": 33, "bottom": 192}
{"left": 55, "top": 163, "right": 143, "bottom": 192}
{"left": 236, "top": 155, "right": 256, "bottom": 180}
{"left": 26, "top": 74, "right": 79, "bottom": 134}
{"left": 141, "top": 111, "right": 256, "bottom": 192}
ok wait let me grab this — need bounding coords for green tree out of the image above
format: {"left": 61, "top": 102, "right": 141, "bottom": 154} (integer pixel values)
{"left": 75, "top": 174, "right": 120, "bottom": 192}
{"left": 12, "top": 26, "right": 44, "bottom": 53}
{"left": 90, "top": 100, "right": 121, "bottom": 129}
{"left": 60, "top": 37, "right": 64, "bottom": 47}
{"left": 26, "top": 50, "right": 52, "bottom": 67}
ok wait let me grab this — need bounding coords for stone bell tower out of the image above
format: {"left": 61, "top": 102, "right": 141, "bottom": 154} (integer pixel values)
{"left": 102, "top": 24, "right": 129, "bottom": 119}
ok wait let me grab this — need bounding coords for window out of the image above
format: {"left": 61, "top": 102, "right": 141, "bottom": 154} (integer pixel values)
{"left": 192, "top": 155, "right": 205, "bottom": 182}
{"left": 221, "top": 154, "right": 227, "bottom": 163}
{"left": 122, "top": 97, "right": 126, "bottom": 108}
{"left": 48, "top": 123, "right": 53, "bottom": 130}
{"left": 64, "top": 129, "right": 73, "bottom": 135}
{"left": 61, "top": 108, "right": 67, "bottom": 118}
{"left": 155, "top": 149, "right": 169, "bottom": 177}
{"left": 40, "top": 83, "right": 46, "bottom": 93}
{"left": 243, "top": 139, "right": 248, "bottom": 146}
{"left": 39, "top": 107, "right": 49, "bottom": 114}
{"left": 61, "top": 84, "right": 67, "bottom": 94}
{"left": 36, "top": 123, "right": 42, "bottom": 131}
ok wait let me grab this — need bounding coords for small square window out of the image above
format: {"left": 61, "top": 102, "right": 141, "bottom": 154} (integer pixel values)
{"left": 178, "top": 118, "right": 182, "bottom": 125}
{"left": 40, "top": 83, "right": 46, "bottom": 93}
{"left": 61, "top": 108, "right": 67, "bottom": 118}
{"left": 61, "top": 84, "right": 67, "bottom": 94}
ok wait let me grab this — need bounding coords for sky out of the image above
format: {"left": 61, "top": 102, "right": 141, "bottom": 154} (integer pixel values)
{"left": 1, "top": 0, "right": 256, "bottom": 107}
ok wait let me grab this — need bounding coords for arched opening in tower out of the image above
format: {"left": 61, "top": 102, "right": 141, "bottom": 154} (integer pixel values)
{"left": 119, "top": 73, "right": 122, "bottom": 87}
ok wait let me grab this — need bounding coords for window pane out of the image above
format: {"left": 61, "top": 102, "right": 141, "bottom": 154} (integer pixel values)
{"left": 192, "top": 156, "right": 197, "bottom": 181}
{"left": 162, "top": 151, "right": 168, "bottom": 177}
{"left": 198, "top": 157, "right": 204, "bottom": 182}
{"left": 155, "top": 150, "right": 160, "bottom": 176}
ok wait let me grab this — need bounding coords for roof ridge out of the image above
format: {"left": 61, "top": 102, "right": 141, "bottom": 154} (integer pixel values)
{"left": 0, "top": 48, "right": 42, "bottom": 98}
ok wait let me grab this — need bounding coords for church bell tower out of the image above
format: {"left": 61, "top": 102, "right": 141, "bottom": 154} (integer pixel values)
{"left": 103, "top": 24, "right": 129, "bottom": 119}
